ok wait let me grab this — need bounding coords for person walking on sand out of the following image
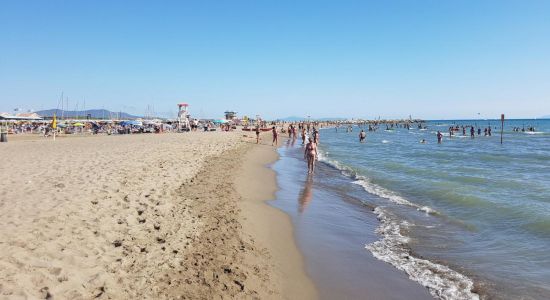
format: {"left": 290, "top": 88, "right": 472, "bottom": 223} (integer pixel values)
{"left": 304, "top": 137, "right": 318, "bottom": 174}
{"left": 437, "top": 131, "right": 443, "bottom": 143}
{"left": 272, "top": 126, "right": 278, "bottom": 146}
{"left": 255, "top": 125, "right": 260, "bottom": 144}
{"left": 359, "top": 129, "right": 366, "bottom": 142}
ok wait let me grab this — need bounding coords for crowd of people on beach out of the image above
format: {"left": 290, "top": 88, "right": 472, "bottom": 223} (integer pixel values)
{"left": 2, "top": 118, "right": 240, "bottom": 139}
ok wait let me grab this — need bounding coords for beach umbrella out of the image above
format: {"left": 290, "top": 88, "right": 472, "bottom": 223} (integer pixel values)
{"left": 73, "top": 122, "right": 85, "bottom": 127}
{"left": 121, "top": 120, "right": 142, "bottom": 126}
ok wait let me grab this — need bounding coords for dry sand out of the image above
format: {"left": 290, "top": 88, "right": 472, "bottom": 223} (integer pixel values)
{"left": 0, "top": 132, "right": 316, "bottom": 299}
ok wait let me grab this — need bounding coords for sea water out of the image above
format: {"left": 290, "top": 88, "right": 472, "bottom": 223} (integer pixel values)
{"left": 310, "top": 119, "right": 550, "bottom": 299}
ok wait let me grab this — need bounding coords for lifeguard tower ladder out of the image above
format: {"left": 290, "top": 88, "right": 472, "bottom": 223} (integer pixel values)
{"left": 177, "top": 103, "right": 190, "bottom": 131}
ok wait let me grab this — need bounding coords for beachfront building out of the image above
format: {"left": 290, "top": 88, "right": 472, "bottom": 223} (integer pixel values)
{"left": 224, "top": 111, "right": 237, "bottom": 121}
{"left": 0, "top": 112, "right": 43, "bottom": 121}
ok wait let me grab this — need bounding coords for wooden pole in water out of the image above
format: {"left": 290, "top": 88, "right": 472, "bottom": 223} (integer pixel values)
{"left": 500, "top": 114, "right": 504, "bottom": 144}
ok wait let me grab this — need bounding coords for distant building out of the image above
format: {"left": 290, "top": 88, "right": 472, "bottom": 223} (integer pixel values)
{"left": 0, "top": 112, "right": 43, "bottom": 120}
{"left": 224, "top": 111, "right": 237, "bottom": 120}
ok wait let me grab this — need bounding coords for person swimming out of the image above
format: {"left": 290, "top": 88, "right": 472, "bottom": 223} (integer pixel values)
{"left": 437, "top": 131, "right": 443, "bottom": 143}
{"left": 359, "top": 129, "right": 366, "bottom": 142}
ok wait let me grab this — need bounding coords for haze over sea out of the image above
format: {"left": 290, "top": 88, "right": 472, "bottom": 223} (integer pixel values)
{"left": 304, "top": 119, "right": 550, "bottom": 299}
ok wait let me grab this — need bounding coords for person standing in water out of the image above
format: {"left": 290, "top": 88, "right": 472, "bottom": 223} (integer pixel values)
{"left": 288, "top": 125, "right": 292, "bottom": 139}
{"left": 301, "top": 128, "right": 306, "bottom": 145}
{"left": 304, "top": 137, "right": 318, "bottom": 174}
{"left": 359, "top": 129, "right": 366, "bottom": 142}
{"left": 437, "top": 131, "right": 443, "bottom": 143}
{"left": 312, "top": 128, "right": 319, "bottom": 144}
{"left": 272, "top": 126, "right": 278, "bottom": 146}
{"left": 470, "top": 126, "right": 475, "bottom": 138}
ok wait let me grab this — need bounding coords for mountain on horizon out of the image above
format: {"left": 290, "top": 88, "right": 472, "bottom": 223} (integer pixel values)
{"left": 36, "top": 109, "right": 143, "bottom": 119}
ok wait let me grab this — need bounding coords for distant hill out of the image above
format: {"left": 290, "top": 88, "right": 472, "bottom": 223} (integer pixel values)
{"left": 36, "top": 109, "right": 142, "bottom": 119}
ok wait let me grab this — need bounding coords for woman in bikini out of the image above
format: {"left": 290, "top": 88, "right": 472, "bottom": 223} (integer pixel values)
{"left": 304, "top": 137, "right": 318, "bottom": 174}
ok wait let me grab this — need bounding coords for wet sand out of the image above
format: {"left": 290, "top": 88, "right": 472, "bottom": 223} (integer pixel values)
{"left": 271, "top": 141, "right": 434, "bottom": 300}
{"left": 235, "top": 142, "right": 318, "bottom": 299}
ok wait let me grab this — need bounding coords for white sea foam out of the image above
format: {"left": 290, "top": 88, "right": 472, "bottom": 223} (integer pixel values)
{"left": 524, "top": 131, "right": 545, "bottom": 135}
{"left": 317, "top": 150, "right": 438, "bottom": 214}
{"left": 382, "top": 140, "right": 390, "bottom": 143}
{"left": 352, "top": 177, "right": 438, "bottom": 215}
{"left": 367, "top": 207, "right": 480, "bottom": 300}
{"left": 317, "top": 149, "right": 478, "bottom": 299}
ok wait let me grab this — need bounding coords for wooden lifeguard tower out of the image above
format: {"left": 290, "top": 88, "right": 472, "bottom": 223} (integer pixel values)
{"left": 177, "top": 103, "right": 190, "bottom": 131}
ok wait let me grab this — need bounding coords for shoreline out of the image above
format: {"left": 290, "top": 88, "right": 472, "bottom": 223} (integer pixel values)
{"left": 235, "top": 140, "right": 318, "bottom": 299}
{"left": 269, "top": 138, "right": 436, "bottom": 300}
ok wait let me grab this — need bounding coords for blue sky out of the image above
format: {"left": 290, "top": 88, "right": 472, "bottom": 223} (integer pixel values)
{"left": 1, "top": 0, "right": 549, "bottom": 119}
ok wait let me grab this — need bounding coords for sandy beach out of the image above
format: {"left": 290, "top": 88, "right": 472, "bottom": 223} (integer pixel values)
{"left": 0, "top": 132, "right": 315, "bottom": 299}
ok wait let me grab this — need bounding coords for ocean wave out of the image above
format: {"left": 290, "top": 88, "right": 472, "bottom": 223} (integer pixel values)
{"left": 317, "top": 148, "right": 479, "bottom": 299}
{"left": 367, "top": 207, "right": 480, "bottom": 300}
{"left": 317, "top": 149, "right": 438, "bottom": 214}
{"left": 352, "top": 178, "right": 438, "bottom": 214}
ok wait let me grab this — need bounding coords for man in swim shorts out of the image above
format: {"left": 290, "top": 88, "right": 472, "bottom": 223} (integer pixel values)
{"left": 359, "top": 129, "right": 366, "bottom": 142}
